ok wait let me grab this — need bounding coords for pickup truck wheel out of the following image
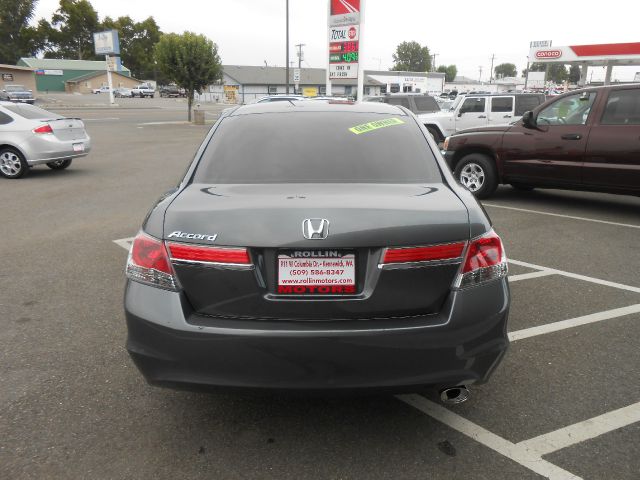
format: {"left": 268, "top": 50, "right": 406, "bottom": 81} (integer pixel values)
{"left": 454, "top": 154, "right": 498, "bottom": 199}
{"left": 46, "top": 159, "right": 72, "bottom": 170}
{"left": 0, "top": 148, "right": 28, "bottom": 179}
{"left": 426, "top": 126, "right": 444, "bottom": 143}
{"left": 511, "top": 183, "right": 534, "bottom": 191}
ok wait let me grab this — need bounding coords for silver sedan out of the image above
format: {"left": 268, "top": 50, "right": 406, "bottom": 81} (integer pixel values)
{"left": 0, "top": 102, "right": 91, "bottom": 179}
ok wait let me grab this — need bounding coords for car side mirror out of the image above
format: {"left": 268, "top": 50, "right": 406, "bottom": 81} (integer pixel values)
{"left": 522, "top": 111, "right": 536, "bottom": 129}
{"left": 458, "top": 110, "right": 464, "bottom": 117}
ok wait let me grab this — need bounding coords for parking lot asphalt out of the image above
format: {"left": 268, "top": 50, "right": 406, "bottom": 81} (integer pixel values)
{"left": 1, "top": 103, "right": 639, "bottom": 479}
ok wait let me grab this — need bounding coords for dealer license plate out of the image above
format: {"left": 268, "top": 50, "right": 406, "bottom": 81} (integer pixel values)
{"left": 277, "top": 251, "right": 356, "bottom": 295}
{"left": 73, "top": 143, "right": 84, "bottom": 152}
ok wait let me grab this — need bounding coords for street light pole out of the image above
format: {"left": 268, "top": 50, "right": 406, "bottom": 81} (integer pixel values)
{"left": 285, "top": 0, "right": 290, "bottom": 94}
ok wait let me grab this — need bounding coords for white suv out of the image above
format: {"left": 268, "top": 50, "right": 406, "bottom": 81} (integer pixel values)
{"left": 418, "top": 93, "right": 546, "bottom": 142}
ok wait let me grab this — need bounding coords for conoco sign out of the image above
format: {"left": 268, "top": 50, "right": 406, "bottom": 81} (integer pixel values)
{"left": 536, "top": 50, "right": 562, "bottom": 59}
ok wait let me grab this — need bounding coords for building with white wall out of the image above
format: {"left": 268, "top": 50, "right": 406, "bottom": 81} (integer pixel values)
{"left": 198, "top": 65, "right": 384, "bottom": 104}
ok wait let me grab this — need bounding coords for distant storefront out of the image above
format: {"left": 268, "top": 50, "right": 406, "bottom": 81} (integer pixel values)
{"left": 199, "top": 65, "right": 383, "bottom": 104}
{"left": 17, "top": 58, "right": 131, "bottom": 92}
{"left": 0, "top": 64, "right": 37, "bottom": 92}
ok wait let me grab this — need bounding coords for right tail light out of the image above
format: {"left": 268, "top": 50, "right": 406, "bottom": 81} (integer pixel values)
{"left": 454, "top": 230, "right": 508, "bottom": 289}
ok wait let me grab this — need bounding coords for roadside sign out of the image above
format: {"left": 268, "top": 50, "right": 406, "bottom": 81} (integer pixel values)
{"left": 293, "top": 68, "right": 301, "bottom": 82}
{"left": 93, "top": 30, "right": 120, "bottom": 56}
{"left": 329, "top": 0, "right": 360, "bottom": 26}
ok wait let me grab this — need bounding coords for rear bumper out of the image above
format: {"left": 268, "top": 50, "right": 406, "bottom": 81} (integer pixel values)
{"left": 19, "top": 135, "right": 92, "bottom": 165}
{"left": 124, "top": 279, "right": 510, "bottom": 392}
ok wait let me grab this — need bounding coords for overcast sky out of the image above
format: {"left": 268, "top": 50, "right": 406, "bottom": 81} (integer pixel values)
{"left": 33, "top": 0, "right": 639, "bottom": 81}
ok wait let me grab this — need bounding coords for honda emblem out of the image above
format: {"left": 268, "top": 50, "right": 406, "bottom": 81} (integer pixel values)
{"left": 302, "top": 218, "right": 330, "bottom": 240}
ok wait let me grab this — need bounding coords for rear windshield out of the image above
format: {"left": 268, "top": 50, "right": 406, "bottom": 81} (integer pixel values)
{"left": 192, "top": 112, "right": 442, "bottom": 184}
{"left": 3, "top": 104, "right": 57, "bottom": 120}
{"left": 5, "top": 85, "right": 26, "bottom": 92}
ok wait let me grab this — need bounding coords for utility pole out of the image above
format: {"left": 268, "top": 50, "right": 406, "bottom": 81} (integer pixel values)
{"left": 296, "top": 43, "right": 305, "bottom": 69}
{"left": 489, "top": 54, "right": 495, "bottom": 83}
{"left": 431, "top": 53, "right": 438, "bottom": 72}
{"left": 285, "top": 0, "right": 290, "bottom": 94}
{"left": 478, "top": 66, "right": 483, "bottom": 82}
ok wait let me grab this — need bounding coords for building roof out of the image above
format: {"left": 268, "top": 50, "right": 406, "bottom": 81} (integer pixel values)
{"left": 365, "top": 70, "right": 445, "bottom": 79}
{"left": 223, "top": 65, "right": 383, "bottom": 86}
{"left": 18, "top": 57, "right": 131, "bottom": 73}
{"left": 66, "top": 70, "right": 139, "bottom": 84}
{"left": 0, "top": 63, "right": 34, "bottom": 71}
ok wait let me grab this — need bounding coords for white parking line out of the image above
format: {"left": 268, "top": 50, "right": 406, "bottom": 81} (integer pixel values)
{"left": 518, "top": 401, "right": 640, "bottom": 456}
{"left": 484, "top": 203, "right": 640, "bottom": 230}
{"left": 508, "top": 304, "right": 640, "bottom": 341}
{"left": 113, "top": 237, "right": 134, "bottom": 250}
{"left": 396, "top": 394, "right": 582, "bottom": 480}
{"left": 508, "top": 270, "right": 555, "bottom": 282}
{"left": 83, "top": 117, "right": 120, "bottom": 121}
{"left": 509, "top": 259, "right": 640, "bottom": 293}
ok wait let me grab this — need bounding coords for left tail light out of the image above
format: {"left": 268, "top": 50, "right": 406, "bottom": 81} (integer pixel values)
{"left": 454, "top": 230, "right": 508, "bottom": 289}
{"left": 126, "top": 232, "right": 178, "bottom": 290}
{"left": 33, "top": 124, "right": 53, "bottom": 134}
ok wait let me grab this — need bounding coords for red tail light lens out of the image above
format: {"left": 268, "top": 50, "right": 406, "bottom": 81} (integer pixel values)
{"left": 168, "top": 243, "right": 251, "bottom": 265}
{"left": 33, "top": 124, "right": 53, "bottom": 134}
{"left": 126, "top": 233, "right": 178, "bottom": 290}
{"left": 382, "top": 242, "right": 466, "bottom": 264}
{"left": 455, "top": 230, "right": 508, "bottom": 288}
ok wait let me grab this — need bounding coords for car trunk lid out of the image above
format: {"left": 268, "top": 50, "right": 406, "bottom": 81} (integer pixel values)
{"left": 164, "top": 183, "right": 470, "bottom": 320}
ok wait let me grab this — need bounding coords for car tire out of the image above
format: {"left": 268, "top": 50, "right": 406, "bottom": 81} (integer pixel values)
{"left": 454, "top": 153, "right": 498, "bottom": 199}
{"left": 511, "top": 183, "right": 535, "bottom": 192}
{"left": 426, "top": 126, "right": 444, "bottom": 144}
{"left": 46, "top": 159, "right": 72, "bottom": 170}
{"left": 0, "top": 147, "right": 29, "bottom": 179}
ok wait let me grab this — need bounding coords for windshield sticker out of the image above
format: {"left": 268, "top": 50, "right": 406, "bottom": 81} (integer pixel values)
{"left": 349, "top": 117, "right": 405, "bottom": 134}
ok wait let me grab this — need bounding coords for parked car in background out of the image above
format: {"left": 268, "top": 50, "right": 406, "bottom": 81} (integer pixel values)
{"left": 113, "top": 87, "right": 132, "bottom": 98}
{"left": 418, "top": 93, "right": 546, "bottom": 143}
{"left": 0, "top": 91, "right": 10, "bottom": 101}
{"left": 124, "top": 101, "right": 509, "bottom": 399}
{"left": 114, "top": 87, "right": 132, "bottom": 98}
{"left": 159, "top": 85, "right": 181, "bottom": 98}
{"left": 441, "top": 84, "right": 640, "bottom": 199}
{"left": 92, "top": 86, "right": 111, "bottom": 94}
{"left": 364, "top": 93, "right": 441, "bottom": 116}
{"left": 131, "top": 84, "right": 155, "bottom": 98}
{"left": 3, "top": 85, "right": 35, "bottom": 104}
{"left": 0, "top": 102, "right": 91, "bottom": 179}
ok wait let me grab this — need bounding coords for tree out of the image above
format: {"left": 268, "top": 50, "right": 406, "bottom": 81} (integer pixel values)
{"left": 524, "top": 62, "right": 568, "bottom": 84}
{"left": 0, "top": 0, "right": 43, "bottom": 64}
{"left": 101, "top": 15, "right": 162, "bottom": 80}
{"left": 494, "top": 63, "right": 517, "bottom": 79}
{"left": 42, "top": 0, "right": 100, "bottom": 60}
{"left": 155, "top": 32, "right": 222, "bottom": 121}
{"left": 391, "top": 41, "right": 431, "bottom": 72}
{"left": 568, "top": 64, "right": 581, "bottom": 84}
{"left": 437, "top": 64, "right": 457, "bottom": 82}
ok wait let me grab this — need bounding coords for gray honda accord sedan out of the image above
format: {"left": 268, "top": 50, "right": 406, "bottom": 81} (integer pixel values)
{"left": 124, "top": 101, "right": 509, "bottom": 400}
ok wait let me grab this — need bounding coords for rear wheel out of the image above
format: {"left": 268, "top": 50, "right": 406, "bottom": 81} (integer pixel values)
{"left": 454, "top": 153, "right": 498, "bottom": 199}
{"left": 0, "top": 148, "right": 28, "bottom": 179}
{"left": 46, "top": 159, "right": 72, "bottom": 170}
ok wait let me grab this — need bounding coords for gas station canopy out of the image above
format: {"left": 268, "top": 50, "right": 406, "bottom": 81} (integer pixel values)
{"left": 528, "top": 42, "right": 640, "bottom": 85}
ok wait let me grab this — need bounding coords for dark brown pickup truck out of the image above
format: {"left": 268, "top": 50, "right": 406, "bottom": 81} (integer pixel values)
{"left": 441, "top": 84, "right": 640, "bottom": 199}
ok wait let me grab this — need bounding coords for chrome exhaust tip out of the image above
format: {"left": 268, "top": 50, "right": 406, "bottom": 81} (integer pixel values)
{"left": 439, "top": 386, "right": 470, "bottom": 405}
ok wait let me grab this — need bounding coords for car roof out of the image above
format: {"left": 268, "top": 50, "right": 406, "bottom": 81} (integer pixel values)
{"left": 228, "top": 101, "right": 407, "bottom": 116}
